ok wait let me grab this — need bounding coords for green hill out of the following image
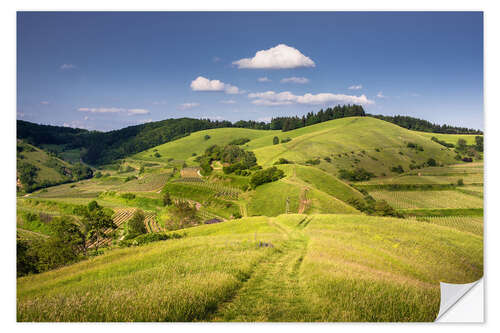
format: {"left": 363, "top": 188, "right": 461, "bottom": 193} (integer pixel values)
{"left": 17, "top": 140, "right": 73, "bottom": 192}
{"left": 17, "top": 214, "right": 482, "bottom": 322}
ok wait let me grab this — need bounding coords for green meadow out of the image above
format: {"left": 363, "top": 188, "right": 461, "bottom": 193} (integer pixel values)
{"left": 17, "top": 116, "right": 484, "bottom": 322}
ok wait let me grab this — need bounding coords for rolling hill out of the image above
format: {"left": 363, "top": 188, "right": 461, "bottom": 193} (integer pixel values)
{"left": 17, "top": 214, "right": 483, "bottom": 322}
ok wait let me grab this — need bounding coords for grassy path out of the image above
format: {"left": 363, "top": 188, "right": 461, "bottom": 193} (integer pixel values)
{"left": 210, "top": 220, "right": 315, "bottom": 321}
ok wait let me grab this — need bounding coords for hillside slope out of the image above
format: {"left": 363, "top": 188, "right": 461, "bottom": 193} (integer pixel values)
{"left": 17, "top": 214, "right": 482, "bottom": 322}
{"left": 17, "top": 140, "right": 74, "bottom": 192}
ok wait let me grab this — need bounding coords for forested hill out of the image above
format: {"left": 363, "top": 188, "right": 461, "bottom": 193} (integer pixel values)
{"left": 367, "top": 114, "right": 483, "bottom": 135}
{"left": 17, "top": 105, "right": 482, "bottom": 166}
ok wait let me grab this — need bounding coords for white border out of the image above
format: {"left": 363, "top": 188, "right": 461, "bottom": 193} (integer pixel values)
{"left": 3, "top": 1, "right": 499, "bottom": 332}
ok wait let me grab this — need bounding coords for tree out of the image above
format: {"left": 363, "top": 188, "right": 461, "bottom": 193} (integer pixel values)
{"left": 475, "top": 136, "right": 483, "bottom": 152}
{"left": 273, "top": 136, "right": 279, "bottom": 145}
{"left": 81, "top": 201, "right": 116, "bottom": 253}
{"left": 18, "top": 162, "right": 39, "bottom": 191}
{"left": 426, "top": 158, "right": 437, "bottom": 167}
{"left": 163, "top": 191, "right": 172, "bottom": 206}
{"left": 17, "top": 234, "right": 39, "bottom": 276}
{"left": 128, "top": 209, "right": 147, "bottom": 236}
{"left": 457, "top": 138, "right": 467, "bottom": 151}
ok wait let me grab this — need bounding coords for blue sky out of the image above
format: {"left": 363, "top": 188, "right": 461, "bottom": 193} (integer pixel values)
{"left": 17, "top": 11, "right": 483, "bottom": 131}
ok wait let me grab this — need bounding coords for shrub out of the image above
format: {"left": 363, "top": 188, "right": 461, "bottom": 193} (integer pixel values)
{"left": 305, "top": 158, "right": 320, "bottom": 165}
{"left": 273, "top": 136, "right": 279, "bottom": 145}
{"left": 338, "top": 168, "right": 375, "bottom": 181}
{"left": 281, "top": 137, "right": 292, "bottom": 143}
{"left": 426, "top": 158, "right": 437, "bottom": 167}
{"left": 457, "top": 179, "right": 464, "bottom": 186}
{"left": 204, "top": 134, "right": 211, "bottom": 140}
{"left": 274, "top": 158, "right": 293, "bottom": 165}
{"left": 391, "top": 165, "right": 404, "bottom": 174}
{"left": 121, "top": 193, "right": 136, "bottom": 200}
{"left": 154, "top": 152, "right": 161, "bottom": 158}
{"left": 127, "top": 209, "right": 147, "bottom": 236}
{"left": 120, "top": 232, "right": 184, "bottom": 247}
{"left": 462, "top": 157, "right": 473, "bottom": 162}
{"left": 323, "top": 156, "right": 332, "bottom": 163}
{"left": 250, "top": 167, "right": 285, "bottom": 188}
{"left": 229, "top": 138, "right": 250, "bottom": 145}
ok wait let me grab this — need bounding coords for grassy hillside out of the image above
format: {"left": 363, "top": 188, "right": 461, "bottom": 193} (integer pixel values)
{"left": 17, "top": 214, "right": 482, "bottom": 322}
{"left": 17, "top": 140, "right": 74, "bottom": 191}
{"left": 250, "top": 117, "right": 460, "bottom": 176}
{"left": 133, "top": 127, "right": 279, "bottom": 165}
{"left": 414, "top": 131, "right": 479, "bottom": 145}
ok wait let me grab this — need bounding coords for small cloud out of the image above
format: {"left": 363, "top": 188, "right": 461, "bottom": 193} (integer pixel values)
{"left": 60, "top": 64, "right": 76, "bottom": 70}
{"left": 190, "top": 76, "right": 240, "bottom": 94}
{"left": 348, "top": 84, "right": 363, "bottom": 90}
{"left": 257, "top": 117, "right": 272, "bottom": 123}
{"left": 258, "top": 77, "right": 271, "bottom": 82}
{"left": 40, "top": 101, "right": 50, "bottom": 105}
{"left": 220, "top": 100, "right": 236, "bottom": 104}
{"left": 84, "top": 116, "right": 89, "bottom": 121}
{"left": 281, "top": 77, "right": 309, "bottom": 84}
{"left": 248, "top": 91, "right": 374, "bottom": 106}
{"left": 410, "top": 93, "right": 420, "bottom": 97}
{"left": 127, "top": 109, "right": 150, "bottom": 115}
{"left": 376, "top": 91, "right": 386, "bottom": 98}
{"left": 233, "top": 44, "right": 315, "bottom": 69}
{"left": 213, "top": 56, "right": 222, "bottom": 63}
{"left": 17, "top": 111, "right": 25, "bottom": 118}
{"left": 177, "top": 102, "right": 200, "bottom": 110}
{"left": 152, "top": 100, "right": 167, "bottom": 105}
{"left": 77, "top": 107, "right": 150, "bottom": 115}
{"left": 77, "top": 107, "right": 124, "bottom": 113}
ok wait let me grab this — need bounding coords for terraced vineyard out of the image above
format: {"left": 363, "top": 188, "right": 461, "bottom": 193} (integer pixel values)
{"left": 115, "top": 173, "right": 171, "bottom": 192}
{"left": 172, "top": 179, "right": 241, "bottom": 200}
{"left": 144, "top": 211, "right": 162, "bottom": 232}
{"left": 412, "top": 216, "right": 484, "bottom": 236}
{"left": 370, "top": 190, "right": 483, "bottom": 209}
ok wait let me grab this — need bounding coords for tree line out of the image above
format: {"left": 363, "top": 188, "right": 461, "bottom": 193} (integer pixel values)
{"left": 17, "top": 105, "right": 482, "bottom": 166}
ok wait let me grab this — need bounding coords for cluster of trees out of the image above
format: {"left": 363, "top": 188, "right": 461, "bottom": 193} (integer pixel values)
{"left": 167, "top": 200, "right": 200, "bottom": 231}
{"left": 198, "top": 144, "right": 258, "bottom": 175}
{"left": 17, "top": 200, "right": 116, "bottom": 277}
{"left": 431, "top": 136, "right": 455, "bottom": 148}
{"left": 228, "top": 137, "right": 250, "bottom": 145}
{"left": 270, "top": 105, "right": 366, "bottom": 132}
{"left": 338, "top": 168, "right": 375, "bottom": 181}
{"left": 454, "top": 137, "right": 483, "bottom": 162}
{"left": 368, "top": 115, "right": 483, "bottom": 134}
{"left": 406, "top": 142, "right": 424, "bottom": 151}
{"left": 249, "top": 166, "right": 285, "bottom": 188}
{"left": 347, "top": 196, "right": 403, "bottom": 218}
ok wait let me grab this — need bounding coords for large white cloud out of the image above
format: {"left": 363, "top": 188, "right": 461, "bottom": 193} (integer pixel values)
{"left": 281, "top": 77, "right": 309, "bottom": 84}
{"left": 233, "top": 44, "right": 315, "bottom": 69}
{"left": 190, "top": 76, "right": 240, "bottom": 94}
{"left": 248, "top": 91, "right": 374, "bottom": 106}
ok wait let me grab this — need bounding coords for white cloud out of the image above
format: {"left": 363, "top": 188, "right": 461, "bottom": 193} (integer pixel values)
{"left": 213, "top": 56, "right": 222, "bottom": 63}
{"left": 60, "top": 64, "right": 76, "bottom": 70}
{"left": 77, "top": 107, "right": 150, "bottom": 115}
{"left": 84, "top": 116, "right": 89, "bottom": 121}
{"left": 190, "top": 76, "right": 240, "bottom": 94}
{"left": 281, "top": 77, "right": 309, "bottom": 84}
{"left": 258, "top": 77, "right": 271, "bottom": 82}
{"left": 410, "top": 93, "right": 420, "bottom": 97}
{"left": 257, "top": 117, "right": 272, "bottom": 123}
{"left": 78, "top": 107, "right": 124, "bottom": 113}
{"left": 127, "top": 109, "right": 150, "bottom": 115}
{"left": 177, "top": 102, "right": 200, "bottom": 110}
{"left": 233, "top": 44, "right": 316, "bottom": 69}
{"left": 376, "top": 91, "right": 386, "bottom": 98}
{"left": 348, "top": 84, "right": 363, "bottom": 90}
{"left": 40, "top": 101, "right": 50, "bottom": 105}
{"left": 152, "top": 100, "right": 167, "bottom": 105}
{"left": 220, "top": 100, "right": 236, "bottom": 104}
{"left": 248, "top": 91, "right": 374, "bottom": 106}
